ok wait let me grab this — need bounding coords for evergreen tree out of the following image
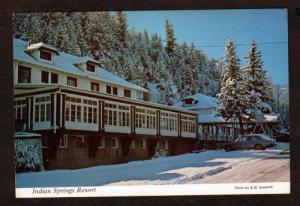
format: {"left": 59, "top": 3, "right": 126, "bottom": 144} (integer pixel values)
{"left": 164, "top": 20, "right": 176, "bottom": 55}
{"left": 217, "top": 39, "right": 247, "bottom": 135}
{"left": 242, "top": 41, "right": 272, "bottom": 116}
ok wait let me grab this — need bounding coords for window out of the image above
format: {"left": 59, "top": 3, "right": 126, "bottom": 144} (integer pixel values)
{"left": 112, "top": 137, "right": 118, "bottom": 149}
{"left": 106, "top": 85, "right": 111, "bottom": 94}
{"left": 137, "top": 91, "right": 143, "bottom": 100}
{"left": 184, "top": 99, "right": 193, "bottom": 105}
{"left": 98, "top": 137, "right": 105, "bottom": 149}
{"left": 14, "top": 99, "right": 27, "bottom": 120}
{"left": 76, "top": 136, "right": 85, "bottom": 148}
{"left": 18, "top": 66, "right": 31, "bottom": 83}
{"left": 141, "top": 138, "right": 146, "bottom": 149}
{"left": 59, "top": 135, "right": 68, "bottom": 148}
{"left": 106, "top": 85, "right": 118, "bottom": 95}
{"left": 86, "top": 63, "right": 95, "bottom": 72}
{"left": 41, "top": 71, "right": 49, "bottom": 83}
{"left": 51, "top": 73, "right": 58, "bottom": 83}
{"left": 181, "top": 115, "right": 196, "bottom": 133}
{"left": 67, "top": 77, "right": 77, "bottom": 87}
{"left": 124, "top": 89, "right": 131, "bottom": 98}
{"left": 135, "top": 107, "right": 156, "bottom": 129}
{"left": 40, "top": 50, "right": 52, "bottom": 61}
{"left": 164, "top": 140, "right": 169, "bottom": 150}
{"left": 65, "top": 96, "right": 98, "bottom": 124}
{"left": 104, "top": 102, "right": 130, "bottom": 127}
{"left": 91, "top": 82, "right": 99, "bottom": 92}
{"left": 34, "top": 96, "right": 51, "bottom": 122}
{"left": 160, "top": 112, "right": 178, "bottom": 132}
{"left": 42, "top": 135, "right": 49, "bottom": 148}
{"left": 113, "top": 87, "right": 118, "bottom": 95}
{"left": 130, "top": 139, "right": 135, "bottom": 149}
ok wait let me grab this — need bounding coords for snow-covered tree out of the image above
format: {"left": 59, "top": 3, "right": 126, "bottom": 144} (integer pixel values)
{"left": 217, "top": 39, "right": 247, "bottom": 134}
{"left": 242, "top": 41, "right": 272, "bottom": 116}
{"left": 164, "top": 20, "right": 176, "bottom": 55}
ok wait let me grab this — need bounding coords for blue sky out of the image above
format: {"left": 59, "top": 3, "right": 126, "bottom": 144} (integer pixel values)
{"left": 125, "top": 9, "right": 288, "bottom": 85}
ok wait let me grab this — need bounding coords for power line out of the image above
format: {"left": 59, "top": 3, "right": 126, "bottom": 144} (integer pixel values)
{"left": 193, "top": 41, "right": 288, "bottom": 48}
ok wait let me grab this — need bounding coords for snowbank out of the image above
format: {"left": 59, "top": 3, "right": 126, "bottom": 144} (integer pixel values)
{"left": 16, "top": 143, "right": 289, "bottom": 188}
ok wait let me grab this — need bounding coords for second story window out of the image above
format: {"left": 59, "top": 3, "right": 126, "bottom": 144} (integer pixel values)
{"left": 113, "top": 87, "right": 118, "bottom": 95}
{"left": 40, "top": 50, "right": 52, "bottom": 61}
{"left": 106, "top": 85, "right": 118, "bottom": 95}
{"left": 124, "top": 89, "right": 131, "bottom": 98}
{"left": 41, "top": 71, "right": 49, "bottom": 83}
{"left": 67, "top": 77, "right": 77, "bottom": 87}
{"left": 51, "top": 73, "right": 58, "bottom": 83}
{"left": 86, "top": 63, "right": 95, "bottom": 72}
{"left": 18, "top": 66, "right": 31, "bottom": 83}
{"left": 91, "top": 82, "right": 99, "bottom": 92}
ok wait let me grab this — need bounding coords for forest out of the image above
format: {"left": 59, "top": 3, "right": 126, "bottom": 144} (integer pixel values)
{"left": 12, "top": 11, "right": 289, "bottom": 126}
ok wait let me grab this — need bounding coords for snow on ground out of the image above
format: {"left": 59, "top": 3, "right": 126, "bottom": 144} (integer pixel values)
{"left": 16, "top": 143, "right": 289, "bottom": 188}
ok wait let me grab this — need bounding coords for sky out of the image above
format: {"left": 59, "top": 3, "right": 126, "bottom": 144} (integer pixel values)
{"left": 125, "top": 9, "right": 288, "bottom": 85}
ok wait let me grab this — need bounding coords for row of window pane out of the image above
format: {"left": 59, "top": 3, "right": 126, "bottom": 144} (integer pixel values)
{"left": 135, "top": 107, "right": 156, "bottom": 129}
{"left": 160, "top": 112, "right": 178, "bottom": 131}
{"left": 181, "top": 116, "right": 196, "bottom": 133}
{"left": 104, "top": 103, "right": 130, "bottom": 127}
{"left": 34, "top": 97, "right": 51, "bottom": 122}
{"left": 65, "top": 96, "right": 97, "bottom": 124}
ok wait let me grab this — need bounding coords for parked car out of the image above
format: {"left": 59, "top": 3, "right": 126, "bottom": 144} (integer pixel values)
{"left": 222, "top": 134, "right": 276, "bottom": 152}
{"left": 274, "top": 132, "right": 290, "bottom": 142}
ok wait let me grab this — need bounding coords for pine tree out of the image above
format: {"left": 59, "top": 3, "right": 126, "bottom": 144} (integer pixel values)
{"left": 164, "top": 20, "right": 176, "bottom": 55}
{"left": 217, "top": 39, "right": 247, "bottom": 135}
{"left": 116, "top": 11, "right": 127, "bottom": 49}
{"left": 242, "top": 41, "right": 272, "bottom": 116}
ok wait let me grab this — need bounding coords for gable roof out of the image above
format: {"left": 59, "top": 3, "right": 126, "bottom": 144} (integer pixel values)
{"left": 174, "top": 93, "right": 219, "bottom": 110}
{"left": 13, "top": 38, "right": 148, "bottom": 92}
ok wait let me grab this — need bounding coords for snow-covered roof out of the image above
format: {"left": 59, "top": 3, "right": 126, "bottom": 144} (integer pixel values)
{"left": 14, "top": 38, "right": 148, "bottom": 92}
{"left": 263, "top": 113, "right": 280, "bottom": 123}
{"left": 74, "top": 56, "right": 101, "bottom": 66}
{"left": 15, "top": 131, "right": 41, "bottom": 138}
{"left": 26, "top": 42, "right": 59, "bottom": 55}
{"left": 174, "top": 93, "right": 218, "bottom": 110}
{"left": 198, "top": 113, "right": 225, "bottom": 123}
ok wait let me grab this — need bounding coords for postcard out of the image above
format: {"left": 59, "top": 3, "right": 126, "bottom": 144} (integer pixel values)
{"left": 13, "top": 9, "right": 290, "bottom": 197}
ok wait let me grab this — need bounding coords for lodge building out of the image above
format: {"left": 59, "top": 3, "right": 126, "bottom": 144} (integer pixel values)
{"left": 13, "top": 39, "right": 198, "bottom": 170}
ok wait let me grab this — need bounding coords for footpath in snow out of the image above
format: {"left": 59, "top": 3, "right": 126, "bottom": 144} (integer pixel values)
{"left": 16, "top": 143, "right": 289, "bottom": 188}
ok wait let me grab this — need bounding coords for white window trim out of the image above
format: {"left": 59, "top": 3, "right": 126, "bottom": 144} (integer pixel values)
{"left": 129, "top": 139, "right": 135, "bottom": 149}
{"left": 112, "top": 137, "right": 119, "bottom": 149}
{"left": 65, "top": 96, "right": 98, "bottom": 124}
{"left": 59, "top": 135, "right": 68, "bottom": 149}
{"left": 104, "top": 101, "right": 130, "bottom": 127}
{"left": 135, "top": 106, "right": 156, "bottom": 129}
{"left": 98, "top": 137, "right": 105, "bottom": 149}
{"left": 165, "top": 140, "right": 169, "bottom": 150}
{"left": 14, "top": 98, "right": 27, "bottom": 120}
{"left": 39, "top": 50, "right": 53, "bottom": 64}
{"left": 141, "top": 138, "right": 146, "bottom": 149}
{"left": 34, "top": 95, "right": 51, "bottom": 123}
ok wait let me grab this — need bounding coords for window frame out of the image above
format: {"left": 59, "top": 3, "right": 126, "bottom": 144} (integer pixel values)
{"left": 51, "top": 73, "right": 58, "bottom": 84}
{"left": 97, "top": 137, "right": 105, "bottom": 149}
{"left": 112, "top": 137, "right": 119, "bottom": 149}
{"left": 91, "top": 82, "right": 100, "bottom": 92}
{"left": 59, "top": 135, "right": 68, "bottom": 149}
{"left": 129, "top": 139, "right": 135, "bottom": 149}
{"left": 41, "top": 71, "right": 49, "bottom": 83}
{"left": 124, "top": 89, "right": 131, "bottom": 98}
{"left": 67, "top": 76, "right": 77, "bottom": 87}
{"left": 141, "top": 138, "right": 146, "bottom": 149}
{"left": 18, "top": 65, "right": 31, "bottom": 83}
{"left": 34, "top": 96, "right": 51, "bottom": 123}
{"left": 86, "top": 63, "right": 95, "bottom": 72}
{"left": 40, "top": 50, "right": 52, "bottom": 61}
